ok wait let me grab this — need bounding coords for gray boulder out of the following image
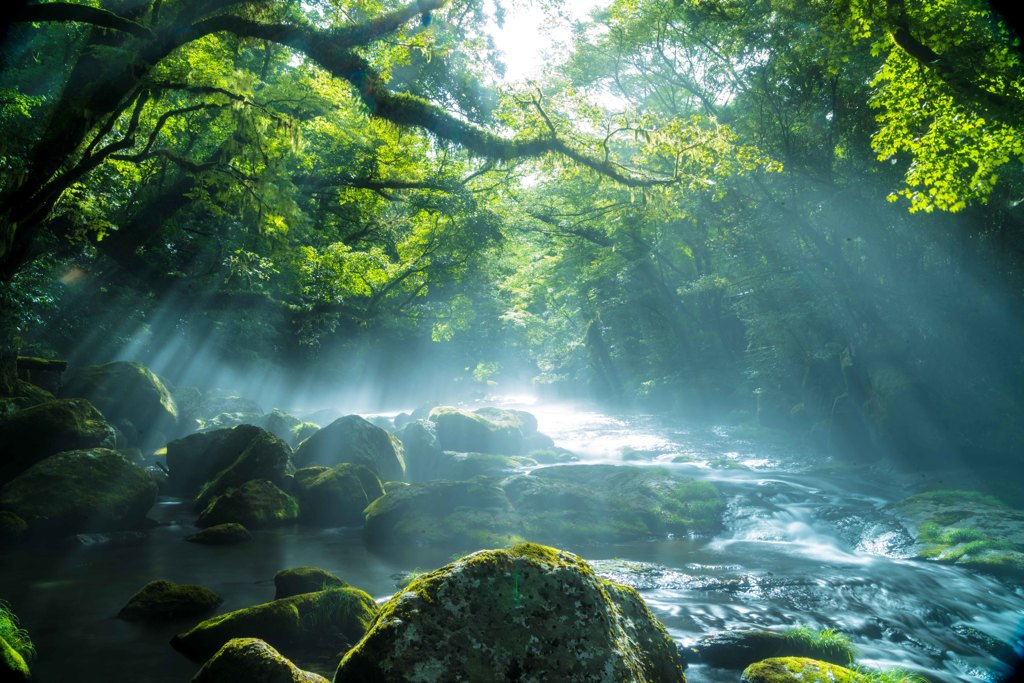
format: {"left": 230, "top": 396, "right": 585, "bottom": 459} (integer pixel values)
{"left": 334, "top": 543, "right": 685, "bottom": 682}
{"left": 293, "top": 415, "right": 404, "bottom": 482}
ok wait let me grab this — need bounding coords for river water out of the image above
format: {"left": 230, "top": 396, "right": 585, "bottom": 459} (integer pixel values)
{"left": 1, "top": 402, "right": 1021, "bottom": 682}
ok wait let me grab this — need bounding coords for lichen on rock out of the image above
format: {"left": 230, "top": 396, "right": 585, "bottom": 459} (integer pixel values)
{"left": 334, "top": 543, "right": 686, "bottom": 682}
{"left": 118, "top": 579, "right": 222, "bottom": 622}
{"left": 740, "top": 657, "right": 867, "bottom": 683}
{"left": 197, "top": 480, "right": 299, "bottom": 529}
{"left": 293, "top": 415, "right": 405, "bottom": 482}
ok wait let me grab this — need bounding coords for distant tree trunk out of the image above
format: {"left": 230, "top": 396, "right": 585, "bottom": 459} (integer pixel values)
{"left": 0, "top": 322, "right": 18, "bottom": 396}
{"left": 585, "top": 319, "right": 623, "bottom": 401}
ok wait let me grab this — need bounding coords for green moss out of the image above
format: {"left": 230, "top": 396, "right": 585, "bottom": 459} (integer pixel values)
{"left": 742, "top": 657, "right": 868, "bottom": 683}
{"left": 0, "top": 601, "right": 33, "bottom": 662}
{"left": 294, "top": 463, "right": 383, "bottom": 527}
{"left": 172, "top": 587, "right": 378, "bottom": 663}
{"left": 191, "top": 637, "right": 329, "bottom": 683}
{"left": 0, "top": 448, "right": 158, "bottom": 535}
{"left": 335, "top": 544, "right": 684, "bottom": 682}
{"left": 0, "top": 635, "right": 30, "bottom": 682}
{"left": 274, "top": 567, "right": 347, "bottom": 600}
{"left": 197, "top": 480, "right": 299, "bottom": 529}
{"left": 118, "top": 579, "right": 223, "bottom": 622}
{"left": 782, "top": 626, "right": 856, "bottom": 664}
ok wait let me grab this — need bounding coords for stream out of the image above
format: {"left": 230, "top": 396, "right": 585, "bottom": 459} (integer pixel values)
{"left": 1, "top": 401, "right": 1021, "bottom": 682}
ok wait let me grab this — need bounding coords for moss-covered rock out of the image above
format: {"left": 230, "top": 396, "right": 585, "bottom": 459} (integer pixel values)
{"left": 502, "top": 464, "right": 723, "bottom": 545}
{"left": 334, "top": 543, "right": 685, "bottom": 682}
{"left": 168, "top": 425, "right": 292, "bottom": 499}
{"left": 428, "top": 406, "right": 524, "bottom": 455}
{"left": 259, "top": 409, "right": 303, "bottom": 447}
{"left": 0, "top": 635, "right": 30, "bottom": 683}
{"left": 274, "top": 567, "right": 347, "bottom": 600}
{"left": 192, "top": 638, "right": 329, "bottom": 683}
{"left": 0, "top": 448, "right": 157, "bottom": 536}
{"left": 194, "top": 428, "right": 294, "bottom": 511}
{"left": 363, "top": 480, "right": 524, "bottom": 558}
{"left": 397, "top": 419, "right": 444, "bottom": 482}
{"left": 197, "top": 480, "right": 299, "bottom": 529}
{"left": 0, "top": 512, "right": 27, "bottom": 545}
{"left": 741, "top": 657, "right": 868, "bottom": 683}
{"left": 118, "top": 579, "right": 222, "bottom": 622}
{"left": 59, "top": 361, "right": 178, "bottom": 448}
{"left": 293, "top": 415, "right": 405, "bottom": 482}
{"left": 172, "top": 587, "right": 378, "bottom": 667}
{"left": 694, "top": 628, "right": 855, "bottom": 670}
{"left": 186, "top": 523, "right": 252, "bottom": 546}
{"left": 0, "top": 398, "right": 115, "bottom": 484}
{"left": 890, "top": 489, "right": 1024, "bottom": 579}
{"left": 292, "top": 464, "right": 383, "bottom": 528}
{"left": 400, "top": 419, "right": 534, "bottom": 482}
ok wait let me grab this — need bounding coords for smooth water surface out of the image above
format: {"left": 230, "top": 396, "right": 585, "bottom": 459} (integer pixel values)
{"left": 1, "top": 402, "right": 1021, "bottom": 682}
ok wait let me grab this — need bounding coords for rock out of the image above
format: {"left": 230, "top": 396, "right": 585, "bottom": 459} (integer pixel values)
{"left": 524, "top": 431, "right": 556, "bottom": 451}
{"left": 363, "top": 415, "right": 395, "bottom": 433}
{"left": 291, "top": 422, "right": 319, "bottom": 448}
{"left": 59, "top": 361, "right": 178, "bottom": 448}
{"left": 435, "top": 451, "right": 535, "bottom": 480}
{"left": 890, "top": 489, "right": 1024, "bottom": 579}
{"left": 363, "top": 480, "right": 523, "bottom": 558}
{"left": 293, "top": 415, "right": 405, "bottom": 482}
{"left": 197, "top": 480, "right": 299, "bottom": 529}
{"left": 193, "top": 427, "right": 294, "bottom": 511}
{"left": 694, "top": 629, "right": 855, "bottom": 669}
{"left": 172, "top": 588, "right": 378, "bottom": 666}
{"left": 197, "top": 395, "right": 264, "bottom": 421}
{"left": 167, "top": 425, "right": 288, "bottom": 498}
{"left": 397, "top": 420, "right": 444, "bottom": 482}
{"left": 0, "top": 635, "right": 30, "bottom": 683}
{"left": 274, "top": 567, "right": 347, "bottom": 599}
{"left": 118, "top": 579, "right": 222, "bottom": 622}
{"left": 192, "top": 638, "right": 329, "bottom": 683}
{"left": 392, "top": 412, "right": 412, "bottom": 430}
{"left": 0, "top": 511, "right": 27, "bottom": 545}
{"left": 0, "top": 448, "right": 157, "bottom": 536}
{"left": 502, "top": 464, "right": 723, "bottom": 545}
{"left": 16, "top": 356, "right": 66, "bottom": 394}
{"left": 200, "top": 412, "right": 264, "bottom": 431}
{"left": 474, "top": 406, "right": 539, "bottom": 436}
{"left": 292, "top": 464, "right": 383, "bottom": 527}
{"left": 186, "top": 523, "right": 252, "bottom": 546}
{"left": 0, "top": 398, "right": 116, "bottom": 484}
{"left": 334, "top": 543, "right": 685, "bottom": 682}
{"left": 428, "top": 406, "right": 523, "bottom": 455}
{"left": 527, "top": 447, "right": 578, "bottom": 464}
{"left": 0, "top": 380, "right": 54, "bottom": 416}
{"left": 259, "top": 409, "right": 303, "bottom": 446}
{"left": 741, "top": 657, "right": 868, "bottom": 683}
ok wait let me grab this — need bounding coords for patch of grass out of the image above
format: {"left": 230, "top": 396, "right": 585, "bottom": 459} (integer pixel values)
{"left": 852, "top": 665, "right": 930, "bottom": 683}
{"left": 783, "top": 625, "right": 857, "bottom": 663}
{"left": 0, "top": 600, "right": 34, "bottom": 661}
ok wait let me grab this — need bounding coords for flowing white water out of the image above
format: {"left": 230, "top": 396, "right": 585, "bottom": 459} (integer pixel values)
{"left": 1, "top": 401, "right": 1020, "bottom": 682}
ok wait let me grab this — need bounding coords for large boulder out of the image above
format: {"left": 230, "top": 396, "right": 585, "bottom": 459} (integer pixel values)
{"left": 0, "top": 448, "right": 157, "bottom": 536}
{"left": 334, "top": 543, "right": 685, "bottom": 682}
{"left": 502, "top": 464, "right": 723, "bottom": 545}
{"left": 292, "top": 464, "right": 383, "bottom": 527}
{"left": 274, "top": 567, "right": 347, "bottom": 600}
{"left": 172, "top": 588, "right": 378, "bottom": 668}
{"left": 397, "top": 420, "right": 444, "bottom": 482}
{"left": 741, "top": 657, "right": 867, "bottom": 683}
{"left": 192, "top": 638, "right": 329, "bottom": 683}
{"left": 0, "top": 398, "right": 115, "bottom": 484}
{"left": 362, "top": 480, "right": 523, "bottom": 559}
{"left": 889, "top": 489, "right": 1024, "bottom": 579}
{"left": 167, "top": 425, "right": 287, "bottom": 498}
{"left": 293, "top": 415, "right": 405, "bottom": 482}
{"left": 60, "top": 361, "right": 178, "bottom": 448}
{"left": 193, "top": 428, "right": 294, "bottom": 510}
{"left": 117, "top": 579, "right": 223, "bottom": 622}
{"left": 428, "top": 406, "right": 523, "bottom": 455}
{"left": 197, "top": 480, "right": 299, "bottom": 529}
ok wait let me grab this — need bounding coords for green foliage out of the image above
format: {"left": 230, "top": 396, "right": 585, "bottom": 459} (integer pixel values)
{"left": 0, "top": 601, "right": 35, "bottom": 662}
{"left": 783, "top": 626, "right": 857, "bottom": 664}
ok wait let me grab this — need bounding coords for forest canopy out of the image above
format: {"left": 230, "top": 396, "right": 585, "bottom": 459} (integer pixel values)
{"left": 1, "top": 0, "right": 1022, "bottom": 466}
